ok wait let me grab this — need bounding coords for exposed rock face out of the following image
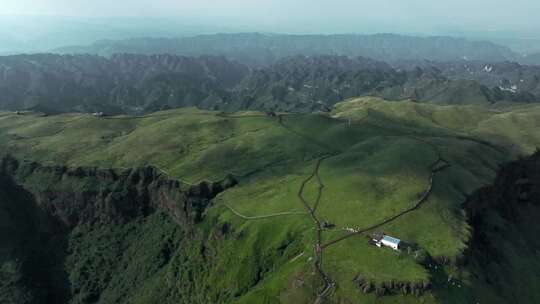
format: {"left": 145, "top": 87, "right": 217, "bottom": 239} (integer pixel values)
{"left": 0, "top": 155, "right": 237, "bottom": 229}
{"left": 350, "top": 151, "right": 540, "bottom": 301}
{"left": 0, "top": 155, "right": 239, "bottom": 304}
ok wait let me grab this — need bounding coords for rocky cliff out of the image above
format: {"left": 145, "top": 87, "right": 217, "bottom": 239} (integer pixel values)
{"left": 0, "top": 155, "right": 237, "bottom": 228}
{"left": 0, "top": 155, "right": 237, "bottom": 304}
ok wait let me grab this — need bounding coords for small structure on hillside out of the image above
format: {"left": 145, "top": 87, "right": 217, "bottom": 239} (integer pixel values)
{"left": 322, "top": 221, "right": 335, "bottom": 229}
{"left": 93, "top": 112, "right": 106, "bottom": 117}
{"left": 372, "top": 232, "right": 401, "bottom": 251}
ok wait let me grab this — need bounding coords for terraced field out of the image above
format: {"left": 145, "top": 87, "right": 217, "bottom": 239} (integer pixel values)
{"left": 1, "top": 98, "right": 540, "bottom": 303}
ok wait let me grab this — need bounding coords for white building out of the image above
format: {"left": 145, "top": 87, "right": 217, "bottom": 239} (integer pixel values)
{"left": 372, "top": 233, "right": 401, "bottom": 251}
{"left": 380, "top": 236, "right": 401, "bottom": 250}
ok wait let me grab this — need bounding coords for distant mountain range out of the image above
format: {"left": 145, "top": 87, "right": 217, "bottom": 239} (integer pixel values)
{"left": 1, "top": 53, "right": 539, "bottom": 114}
{"left": 233, "top": 55, "right": 539, "bottom": 112}
{"left": 394, "top": 60, "right": 540, "bottom": 97}
{"left": 54, "top": 33, "right": 533, "bottom": 66}
{"left": 0, "top": 54, "right": 247, "bottom": 114}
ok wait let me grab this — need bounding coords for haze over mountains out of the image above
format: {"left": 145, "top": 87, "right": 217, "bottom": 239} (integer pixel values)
{"left": 2, "top": 52, "right": 540, "bottom": 114}
{"left": 55, "top": 33, "right": 529, "bottom": 66}
{"left": 3, "top": 2, "right": 540, "bottom": 303}
{"left": 3, "top": 31, "right": 540, "bottom": 115}
{"left": 0, "top": 16, "right": 235, "bottom": 55}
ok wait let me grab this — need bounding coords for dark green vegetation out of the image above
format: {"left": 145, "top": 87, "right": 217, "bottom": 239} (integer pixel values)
{"left": 464, "top": 150, "right": 540, "bottom": 304}
{"left": 236, "top": 56, "right": 540, "bottom": 112}
{"left": 2, "top": 54, "right": 540, "bottom": 115}
{"left": 0, "top": 162, "right": 68, "bottom": 303}
{"left": 0, "top": 155, "right": 237, "bottom": 304}
{"left": 1, "top": 98, "right": 540, "bottom": 303}
{"left": 394, "top": 60, "right": 540, "bottom": 100}
{"left": 0, "top": 54, "right": 247, "bottom": 115}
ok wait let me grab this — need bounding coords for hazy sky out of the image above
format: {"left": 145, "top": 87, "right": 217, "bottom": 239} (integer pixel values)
{"left": 2, "top": 0, "right": 540, "bottom": 53}
{"left": 3, "top": 0, "right": 540, "bottom": 35}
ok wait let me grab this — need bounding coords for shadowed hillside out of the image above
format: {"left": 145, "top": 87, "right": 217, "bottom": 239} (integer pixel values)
{"left": 463, "top": 150, "right": 540, "bottom": 304}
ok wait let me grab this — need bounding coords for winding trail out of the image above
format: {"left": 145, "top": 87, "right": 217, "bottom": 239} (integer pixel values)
{"left": 312, "top": 160, "right": 325, "bottom": 213}
{"left": 321, "top": 156, "right": 450, "bottom": 249}
{"left": 297, "top": 157, "right": 334, "bottom": 304}
{"left": 216, "top": 113, "right": 268, "bottom": 119}
{"left": 218, "top": 153, "right": 335, "bottom": 301}
{"left": 273, "top": 114, "right": 456, "bottom": 302}
{"left": 138, "top": 112, "right": 455, "bottom": 302}
{"left": 223, "top": 203, "right": 308, "bottom": 220}
{"left": 102, "top": 111, "right": 214, "bottom": 120}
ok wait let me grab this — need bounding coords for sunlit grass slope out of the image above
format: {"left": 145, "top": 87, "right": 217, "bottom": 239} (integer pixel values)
{"left": 1, "top": 98, "right": 539, "bottom": 303}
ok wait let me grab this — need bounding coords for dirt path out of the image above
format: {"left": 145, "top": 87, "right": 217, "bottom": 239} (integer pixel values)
{"left": 223, "top": 203, "right": 308, "bottom": 220}
{"left": 278, "top": 116, "right": 455, "bottom": 301}
{"left": 219, "top": 155, "right": 334, "bottom": 301}
{"left": 321, "top": 156, "right": 449, "bottom": 249}
{"left": 102, "top": 111, "right": 215, "bottom": 120}
{"left": 297, "top": 157, "right": 334, "bottom": 304}
{"left": 216, "top": 113, "right": 268, "bottom": 119}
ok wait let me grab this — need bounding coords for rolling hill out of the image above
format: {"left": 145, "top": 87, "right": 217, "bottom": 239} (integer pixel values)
{"left": 1, "top": 98, "right": 540, "bottom": 303}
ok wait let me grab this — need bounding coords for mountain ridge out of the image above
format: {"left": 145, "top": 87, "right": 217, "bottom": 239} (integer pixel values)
{"left": 54, "top": 33, "right": 522, "bottom": 66}
{"left": 1, "top": 53, "right": 538, "bottom": 115}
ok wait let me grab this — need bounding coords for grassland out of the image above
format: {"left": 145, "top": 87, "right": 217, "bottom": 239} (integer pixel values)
{"left": 1, "top": 97, "right": 540, "bottom": 303}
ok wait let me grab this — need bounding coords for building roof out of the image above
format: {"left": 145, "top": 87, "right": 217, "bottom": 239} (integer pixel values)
{"left": 382, "top": 236, "right": 401, "bottom": 245}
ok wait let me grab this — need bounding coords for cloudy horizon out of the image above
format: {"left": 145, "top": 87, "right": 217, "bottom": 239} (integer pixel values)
{"left": 1, "top": 0, "right": 540, "bottom": 54}
{"left": 3, "top": 0, "right": 540, "bottom": 35}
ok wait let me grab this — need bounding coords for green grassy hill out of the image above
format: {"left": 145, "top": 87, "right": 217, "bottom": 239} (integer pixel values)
{"left": 1, "top": 98, "right": 540, "bottom": 303}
